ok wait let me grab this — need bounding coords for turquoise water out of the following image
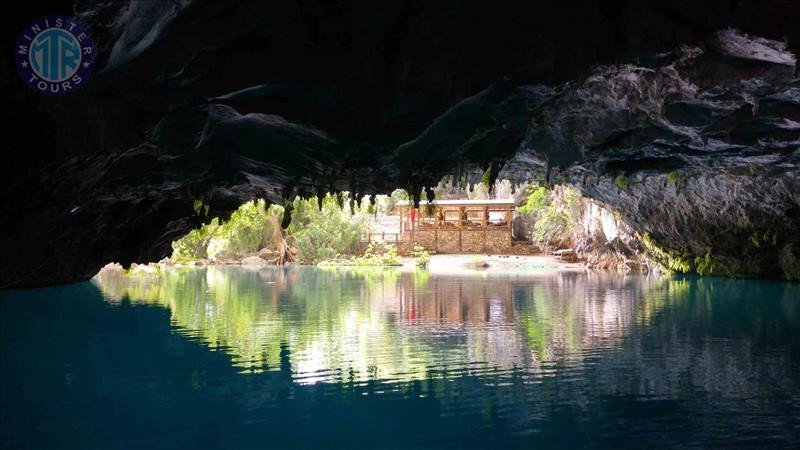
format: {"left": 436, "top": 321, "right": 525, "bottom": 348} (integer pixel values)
{"left": 2, "top": 266, "right": 799, "bottom": 449}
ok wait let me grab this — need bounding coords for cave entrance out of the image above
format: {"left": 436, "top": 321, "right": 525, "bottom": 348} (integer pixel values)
{"left": 101, "top": 177, "right": 597, "bottom": 275}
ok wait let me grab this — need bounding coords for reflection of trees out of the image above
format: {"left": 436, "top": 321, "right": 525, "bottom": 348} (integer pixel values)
{"left": 92, "top": 267, "right": 798, "bottom": 399}
{"left": 90, "top": 267, "right": 800, "bottom": 440}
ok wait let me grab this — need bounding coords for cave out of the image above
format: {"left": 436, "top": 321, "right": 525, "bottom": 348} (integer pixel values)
{"left": 2, "top": 1, "right": 800, "bottom": 448}
{"left": 1, "top": 0, "right": 798, "bottom": 287}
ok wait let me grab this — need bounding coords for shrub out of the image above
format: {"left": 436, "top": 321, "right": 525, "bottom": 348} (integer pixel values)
{"left": 522, "top": 185, "right": 583, "bottom": 245}
{"left": 614, "top": 173, "right": 628, "bottom": 189}
{"left": 518, "top": 184, "right": 547, "bottom": 215}
{"left": 171, "top": 218, "right": 220, "bottom": 262}
{"left": 172, "top": 200, "right": 275, "bottom": 262}
{"left": 412, "top": 244, "right": 430, "bottom": 268}
{"left": 356, "top": 243, "right": 401, "bottom": 266}
{"left": 666, "top": 171, "right": 679, "bottom": 186}
{"left": 318, "top": 243, "right": 401, "bottom": 267}
{"left": 204, "top": 200, "right": 274, "bottom": 260}
{"left": 291, "top": 194, "right": 368, "bottom": 263}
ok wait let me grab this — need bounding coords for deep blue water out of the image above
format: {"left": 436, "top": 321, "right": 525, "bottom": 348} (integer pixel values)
{"left": 2, "top": 266, "right": 799, "bottom": 449}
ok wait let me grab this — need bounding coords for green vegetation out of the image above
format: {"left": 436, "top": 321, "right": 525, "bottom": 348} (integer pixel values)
{"left": 666, "top": 171, "right": 679, "bottom": 186}
{"left": 319, "top": 242, "right": 401, "bottom": 267}
{"left": 480, "top": 167, "right": 492, "bottom": 187}
{"left": 517, "top": 184, "right": 583, "bottom": 245}
{"left": 516, "top": 184, "right": 584, "bottom": 246}
{"left": 290, "top": 194, "right": 368, "bottom": 263}
{"left": 209, "top": 200, "right": 276, "bottom": 259}
{"left": 412, "top": 244, "right": 430, "bottom": 268}
{"left": 171, "top": 218, "right": 221, "bottom": 262}
{"left": 639, "top": 233, "right": 691, "bottom": 273}
{"left": 172, "top": 193, "right": 375, "bottom": 265}
{"left": 695, "top": 253, "right": 715, "bottom": 276}
{"left": 192, "top": 199, "right": 209, "bottom": 216}
{"left": 172, "top": 199, "right": 277, "bottom": 262}
{"left": 614, "top": 173, "right": 628, "bottom": 189}
{"left": 518, "top": 184, "right": 547, "bottom": 215}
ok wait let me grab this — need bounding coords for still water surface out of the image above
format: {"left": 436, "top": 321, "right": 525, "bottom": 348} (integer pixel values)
{"left": 2, "top": 266, "right": 799, "bottom": 448}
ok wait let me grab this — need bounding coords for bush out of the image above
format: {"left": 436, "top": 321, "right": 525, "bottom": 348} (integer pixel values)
{"left": 666, "top": 171, "right": 679, "bottom": 186}
{"left": 527, "top": 186, "right": 583, "bottom": 245}
{"left": 356, "top": 243, "right": 401, "bottom": 266}
{"left": 318, "top": 243, "right": 401, "bottom": 267}
{"left": 206, "top": 200, "right": 273, "bottom": 260}
{"left": 412, "top": 244, "right": 430, "bottom": 268}
{"left": 614, "top": 173, "right": 628, "bottom": 189}
{"left": 171, "top": 218, "right": 220, "bottom": 262}
{"left": 172, "top": 200, "right": 275, "bottom": 262}
{"left": 518, "top": 184, "right": 547, "bottom": 215}
{"left": 291, "top": 194, "right": 368, "bottom": 263}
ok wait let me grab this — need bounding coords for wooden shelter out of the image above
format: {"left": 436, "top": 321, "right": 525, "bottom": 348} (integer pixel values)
{"left": 394, "top": 199, "right": 514, "bottom": 253}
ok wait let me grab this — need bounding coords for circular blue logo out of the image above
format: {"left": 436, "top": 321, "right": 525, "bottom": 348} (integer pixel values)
{"left": 14, "top": 15, "right": 96, "bottom": 95}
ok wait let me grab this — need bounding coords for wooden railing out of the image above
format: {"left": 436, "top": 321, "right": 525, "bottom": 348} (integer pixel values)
{"left": 359, "top": 232, "right": 402, "bottom": 243}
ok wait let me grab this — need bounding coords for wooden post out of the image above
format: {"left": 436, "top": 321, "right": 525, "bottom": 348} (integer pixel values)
{"left": 507, "top": 206, "right": 513, "bottom": 247}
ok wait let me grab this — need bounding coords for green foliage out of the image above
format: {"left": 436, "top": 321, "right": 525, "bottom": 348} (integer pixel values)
{"left": 355, "top": 243, "right": 401, "bottom": 266}
{"left": 666, "top": 171, "right": 679, "bottom": 186}
{"left": 639, "top": 233, "right": 691, "bottom": 273}
{"left": 480, "top": 167, "right": 492, "bottom": 187}
{"left": 172, "top": 200, "right": 274, "bottom": 262}
{"left": 214, "top": 199, "right": 272, "bottom": 258}
{"left": 292, "top": 194, "right": 368, "bottom": 263}
{"left": 412, "top": 244, "right": 430, "bottom": 268}
{"left": 518, "top": 184, "right": 548, "bottom": 215}
{"left": 530, "top": 186, "right": 582, "bottom": 244}
{"left": 319, "top": 242, "right": 401, "bottom": 267}
{"left": 171, "top": 218, "right": 220, "bottom": 262}
{"left": 695, "top": 253, "right": 714, "bottom": 276}
{"left": 193, "top": 199, "right": 209, "bottom": 216}
{"left": 374, "top": 193, "right": 399, "bottom": 215}
{"left": 614, "top": 173, "right": 628, "bottom": 189}
{"left": 173, "top": 193, "right": 376, "bottom": 265}
{"left": 286, "top": 195, "right": 321, "bottom": 236}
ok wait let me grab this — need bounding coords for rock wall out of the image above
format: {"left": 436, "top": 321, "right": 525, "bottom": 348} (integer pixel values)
{"left": 506, "top": 30, "right": 800, "bottom": 280}
{"left": 396, "top": 228, "right": 512, "bottom": 254}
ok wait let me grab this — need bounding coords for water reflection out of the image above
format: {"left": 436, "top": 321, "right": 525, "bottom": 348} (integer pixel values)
{"left": 2, "top": 267, "right": 798, "bottom": 448}
{"left": 92, "top": 268, "right": 799, "bottom": 393}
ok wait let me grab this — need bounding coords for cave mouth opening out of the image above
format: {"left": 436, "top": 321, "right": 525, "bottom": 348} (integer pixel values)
{"left": 98, "top": 175, "right": 648, "bottom": 278}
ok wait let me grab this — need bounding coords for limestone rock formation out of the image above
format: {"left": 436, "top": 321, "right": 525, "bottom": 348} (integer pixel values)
{"left": 510, "top": 30, "right": 799, "bottom": 279}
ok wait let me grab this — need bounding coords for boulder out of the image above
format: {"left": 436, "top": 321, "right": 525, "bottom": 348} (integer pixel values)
{"left": 240, "top": 255, "right": 268, "bottom": 266}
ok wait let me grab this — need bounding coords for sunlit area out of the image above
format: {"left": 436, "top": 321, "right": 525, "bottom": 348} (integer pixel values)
{"left": 115, "top": 177, "right": 607, "bottom": 275}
